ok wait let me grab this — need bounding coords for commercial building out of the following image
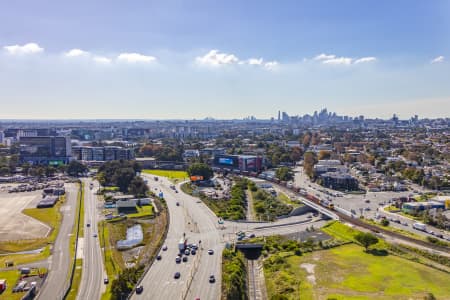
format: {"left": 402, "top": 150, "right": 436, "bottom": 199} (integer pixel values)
{"left": 320, "top": 172, "right": 359, "bottom": 191}
{"left": 213, "top": 154, "right": 263, "bottom": 172}
{"left": 116, "top": 200, "right": 138, "bottom": 214}
{"left": 19, "top": 136, "right": 72, "bottom": 165}
{"left": 72, "top": 146, "right": 133, "bottom": 162}
{"left": 402, "top": 201, "right": 445, "bottom": 214}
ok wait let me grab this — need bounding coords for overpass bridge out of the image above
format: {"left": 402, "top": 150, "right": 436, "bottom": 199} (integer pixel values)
{"left": 300, "top": 198, "right": 340, "bottom": 220}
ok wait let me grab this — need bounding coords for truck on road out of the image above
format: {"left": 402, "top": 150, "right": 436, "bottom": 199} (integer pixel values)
{"left": 413, "top": 222, "right": 426, "bottom": 231}
{"left": 178, "top": 237, "right": 187, "bottom": 252}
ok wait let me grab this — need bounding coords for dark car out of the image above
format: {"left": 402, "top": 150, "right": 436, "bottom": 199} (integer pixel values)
{"left": 176, "top": 202, "right": 180, "bottom": 206}
{"left": 208, "top": 249, "right": 214, "bottom": 255}
{"left": 136, "top": 285, "right": 144, "bottom": 294}
{"left": 182, "top": 256, "right": 188, "bottom": 262}
{"left": 104, "top": 278, "right": 109, "bottom": 284}
{"left": 87, "top": 223, "right": 91, "bottom": 227}
{"left": 209, "top": 275, "right": 215, "bottom": 283}
{"left": 175, "top": 256, "right": 181, "bottom": 263}
{"left": 174, "top": 272, "right": 181, "bottom": 279}
{"left": 156, "top": 255, "right": 162, "bottom": 260}
{"left": 162, "top": 245, "right": 168, "bottom": 251}
{"left": 191, "top": 249, "right": 196, "bottom": 255}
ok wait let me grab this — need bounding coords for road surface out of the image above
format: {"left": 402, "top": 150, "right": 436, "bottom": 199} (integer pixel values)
{"left": 132, "top": 175, "right": 223, "bottom": 300}
{"left": 38, "top": 183, "right": 78, "bottom": 300}
{"left": 77, "top": 179, "right": 106, "bottom": 300}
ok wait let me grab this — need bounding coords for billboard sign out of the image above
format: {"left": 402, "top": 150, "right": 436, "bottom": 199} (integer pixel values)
{"left": 190, "top": 175, "right": 204, "bottom": 182}
{"left": 219, "top": 157, "right": 234, "bottom": 165}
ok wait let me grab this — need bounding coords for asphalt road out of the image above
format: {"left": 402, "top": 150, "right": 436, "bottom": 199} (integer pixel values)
{"left": 38, "top": 183, "right": 78, "bottom": 300}
{"left": 77, "top": 178, "right": 106, "bottom": 300}
{"left": 132, "top": 175, "right": 223, "bottom": 300}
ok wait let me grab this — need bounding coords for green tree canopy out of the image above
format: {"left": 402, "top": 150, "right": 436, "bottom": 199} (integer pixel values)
{"left": 354, "top": 232, "right": 378, "bottom": 251}
{"left": 67, "top": 160, "right": 88, "bottom": 177}
{"left": 187, "top": 162, "right": 213, "bottom": 180}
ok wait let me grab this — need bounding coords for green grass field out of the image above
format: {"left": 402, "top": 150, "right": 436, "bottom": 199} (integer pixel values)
{"left": 142, "top": 169, "right": 189, "bottom": 183}
{"left": 265, "top": 243, "right": 450, "bottom": 300}
{"left": 127, "top": 205, "right": 154, "bottom": 219}
{"left": 277, "top": 192, "right": 302, "bottom": 208}
{"left": 0, "top": 270, "right": 22, "bottom": 300}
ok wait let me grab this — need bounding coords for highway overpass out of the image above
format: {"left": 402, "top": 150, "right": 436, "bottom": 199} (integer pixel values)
{"left": 299, "top": 198, "right": 340, "bottom": 220}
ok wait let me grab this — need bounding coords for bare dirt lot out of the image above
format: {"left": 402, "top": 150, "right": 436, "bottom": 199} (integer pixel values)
{"left": 0, "top": 187, "right": 50, "bottom": 241}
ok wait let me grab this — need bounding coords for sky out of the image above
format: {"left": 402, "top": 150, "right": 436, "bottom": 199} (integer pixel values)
{"left": 0, "top": 0, "right": 449, "bottom": 120}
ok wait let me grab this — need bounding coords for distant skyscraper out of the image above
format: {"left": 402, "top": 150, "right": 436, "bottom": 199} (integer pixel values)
{"left": 278, "top": 110, "right": 281, "bottom": 121}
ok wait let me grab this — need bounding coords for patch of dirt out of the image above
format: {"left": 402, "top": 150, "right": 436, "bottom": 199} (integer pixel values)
{"left": 301, "top": 263, "right": 316, "bottom": 285}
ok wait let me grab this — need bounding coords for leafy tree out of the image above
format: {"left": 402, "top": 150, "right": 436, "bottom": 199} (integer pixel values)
{"left": 275, "top": 166, "right": 293, "bottom": 181}
{"left": 112, "top": 168, "right": 136, "bottom": 193}
{"left": 380, "top": 218, "right": 390, "bottom": 226}
{"left": 354, "top": 232, "right": 378, "bottom": 251}
{"left": 303, "top": 152, "right": 317, "bottom": 178}
{"left": 128, "top": 176, "right": 149, "bottom": 197}
{"left": 187, "top": 163, "right": 213, "bottom": 180}
{"left": 67, "top": 160, "right": 88, "bottom": 177}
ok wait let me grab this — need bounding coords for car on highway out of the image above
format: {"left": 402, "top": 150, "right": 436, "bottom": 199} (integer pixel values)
{"left": 136, "top": 285, "right": 144, "bottom": 294}
{"left": 93, "top": 233, "right": 98, "bottom": 238}
{"left": 174, "top": 272, "right": 181, "bottom": 279}
{"left": 175, "top": 256, "right": 181, "bottom": 263}
{"left": 156, "top": 255, "right": 162, "bottom": 260}
{"left": 209, "top": 275, "right": 215, "bottom": 283}
{"left": 176, "top": 202, "right": 180, "bottom": 206}
{"left": 208, "top": 249, "right": 214, "bottom": 255}
{"left": 87, "top": 223, "right": 91, "bottom": 227}
{"left": 162, "top": 245, "right": 168, "bottom": 251}
{"left": 104, "top": 278, "right": 109, "bottom": 284}
{"left": 182, "top": 256, "right": 188, "bottom": 262}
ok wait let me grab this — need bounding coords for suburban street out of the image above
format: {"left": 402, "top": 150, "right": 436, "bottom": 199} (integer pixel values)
{"left": 38, "top": 183, "right": 78, "bottom": 300}
{"left": 77, "top": 178, "right": 106, "bottom": 300}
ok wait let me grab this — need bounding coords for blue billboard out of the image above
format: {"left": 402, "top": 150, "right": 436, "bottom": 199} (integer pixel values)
{"left": 219, "top": 157, "right": 234, "bottom": 165}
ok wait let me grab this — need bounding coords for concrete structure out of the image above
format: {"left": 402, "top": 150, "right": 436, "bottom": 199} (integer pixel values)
{"left": 72, "top": 145, "right": 134, "bottom": 162}
{"left": 402, "top": 201, "right": 445, "bottom": 214}
{"left": 116, "top": 200, "right": 138, "bottom": 214}
{"left": 213, "top": 154, "right": 263, "bottom": 172}
{"left": 320, "top": 172, "right": 359, "bottom": 191}
{"left": 19, "top": 136, "right": 72, "bottom": 165}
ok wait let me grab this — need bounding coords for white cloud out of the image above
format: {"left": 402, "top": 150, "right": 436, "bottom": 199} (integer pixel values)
{"left": 93, "top": 56, "right": 112, "bottom": 64}
{"left": 313, "top": 53, "right": 376, "bottom": 65}
{"left": 354, "top": 57, "right": 377, "bottom": 64}
{"left": 431, "top": 56, "right": 444, "bottom": 64}
{"left": 117, "top": 52, "right": 156, "bottom": 63}
{"left": 4, "top": 42, "right": 44, "bottom": 55}
{"left": 196, "top": 50, "right": 239, "bottom": 66}
{"left": 264, "top": 61, "right": 279, "bottom": 70}
{"left": 322, "top": 57, "right": 353, "bottom": 65}
{"left": 314, "top": 53, "right": 336, "bottom": 61}
{"left": 65, "top": 48, "right": 90, "bottom": 57}
{"left": 247, "top": 58, "right": 263, "bottom": 65}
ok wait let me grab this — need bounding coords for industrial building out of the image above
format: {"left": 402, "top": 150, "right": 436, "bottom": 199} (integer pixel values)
{"left": 116, "top": 200, "right": 138, "bottom": 214}
{"left": 402, "top": 201, "right": 445, "bottom": 214}
{"left": 19, "top": 136, "right": 72, "bottom": 165}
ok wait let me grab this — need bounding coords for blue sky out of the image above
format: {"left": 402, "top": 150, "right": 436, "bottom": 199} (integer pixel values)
{"left": 0, "top": 0, "right": 449, "bottom": 119}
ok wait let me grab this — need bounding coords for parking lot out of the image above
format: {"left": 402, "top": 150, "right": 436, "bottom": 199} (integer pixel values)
{"left": 0, "top": 185, "right": 50, "bottom": 241}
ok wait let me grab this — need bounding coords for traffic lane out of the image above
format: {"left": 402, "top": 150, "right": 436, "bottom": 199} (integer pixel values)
{"left": 377, "top": 208, "right": 450, "bottom": 240}
{"left": 131, "top": 176, "right": 189, "bottom": 299}
{"left": 38, "top": 183, "right": 78, "bottom": 300}
{"left": 249, "top": 220, "right": 327, "bottom": 237}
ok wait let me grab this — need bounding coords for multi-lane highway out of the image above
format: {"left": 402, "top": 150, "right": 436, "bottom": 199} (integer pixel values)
{"left": 132, "top": 175, "right": 223, "bottom": 300}
{"left": 38, "top": 183, "right": 78, "bottom": 300}
{"left": 132, "top": 175, "right": 326, "bottom": 300}
{"left": 77, "top": 178, "right": 106, "bottom": 300}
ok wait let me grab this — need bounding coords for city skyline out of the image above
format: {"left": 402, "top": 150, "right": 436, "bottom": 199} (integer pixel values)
{"left": 1, "top": 0, "right": 449, "bottom": 119}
